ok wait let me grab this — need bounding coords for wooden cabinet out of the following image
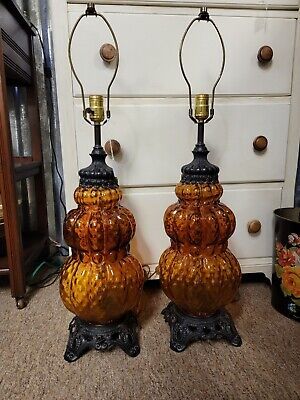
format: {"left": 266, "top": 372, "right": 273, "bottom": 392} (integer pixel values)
{"left": 50, "top": 0, "right": 300, "bottom": 282}
{"left": 0, "top": 0, "right": 49, "bottom": 307}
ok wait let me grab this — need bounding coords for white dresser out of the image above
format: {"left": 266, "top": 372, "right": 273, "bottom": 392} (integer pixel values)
{"left": 50, "top": 0, "right": 300, "bottom": 281}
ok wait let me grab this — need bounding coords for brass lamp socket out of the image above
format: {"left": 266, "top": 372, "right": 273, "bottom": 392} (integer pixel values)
{"left": 195, "top": 94, "right": 209, "bottom": 121}
{"left": 89, "top": 95, "right": 105, "bottom": 123}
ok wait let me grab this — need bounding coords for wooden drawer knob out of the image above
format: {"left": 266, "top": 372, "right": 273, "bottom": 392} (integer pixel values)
{"left": 100, "top": 43, "right": 117, "bottom": 63}
{"left": 253, "top": 136, "right": 268, "bottom": 152}
{"left": 248, "top": 220, "right": 262, "bottom": 234}
{"left": 257, "top": 46, "right": 273, "bottom": 63}
{"left": 104, "top": 139, "right": 121, "bottom": 156}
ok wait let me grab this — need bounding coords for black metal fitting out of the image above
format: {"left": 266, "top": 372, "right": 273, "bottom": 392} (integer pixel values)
{"left": 86, "top": 2, "right": 97, "bottom": 16}
{"left": 198, "top": 7, "right": 209, "bottom": 21}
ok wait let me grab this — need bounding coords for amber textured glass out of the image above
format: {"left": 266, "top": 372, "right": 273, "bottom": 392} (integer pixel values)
{"left": 158, "top": 182, "right": 241, "bottom": 317}
{"left": 60, "top": 186, "right": 144, "bottom": 324}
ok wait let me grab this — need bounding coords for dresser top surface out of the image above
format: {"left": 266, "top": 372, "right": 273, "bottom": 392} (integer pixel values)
{"left": 67, "top": 0, "right": 299, "bottom": 11}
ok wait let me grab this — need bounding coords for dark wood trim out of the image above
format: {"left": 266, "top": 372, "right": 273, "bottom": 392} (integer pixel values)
{"left": 13, "top": 156, "right": 34, "bottom": 164}
{"left": 1, "top": 29, "right": 31, "bottom": 64}
{"left": 0, "top": 268, "right": 10, "bottom": 275}
{"left": 0, "top": 221, "right": 4, "bottom": 238}
{"left": 1, "top": 1, "right": 35, "bottom": 36}
{"left": 14, "top": 160, "right": 41, "bottom": 181}
{"left": 3, "top": 54, "right": 31, "bottom": 84}
{"left": 0, "top": 37, "right": 25, "bottom": 298}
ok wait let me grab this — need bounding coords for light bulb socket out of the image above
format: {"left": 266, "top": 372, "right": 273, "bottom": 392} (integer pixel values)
{"left": 195, "top": 94, "right": 209, "bottom": 121}
{"left": 89, "top": 95, "right": 105, "bottom": 123}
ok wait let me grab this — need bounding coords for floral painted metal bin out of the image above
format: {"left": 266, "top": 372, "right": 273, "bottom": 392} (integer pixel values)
{"left": 272, "top": 208, "right": 300, "bottom": 321}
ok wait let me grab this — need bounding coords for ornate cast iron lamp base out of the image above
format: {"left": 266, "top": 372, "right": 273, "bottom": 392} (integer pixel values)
{"left": 162, "top": 302, "right": 242, "bottom": 352}
{"left": 64, "top": 313, "right": 140, "bottom": 362}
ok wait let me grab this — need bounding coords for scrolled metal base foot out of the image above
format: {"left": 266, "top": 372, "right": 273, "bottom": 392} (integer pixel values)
{"left": 64, "top": 313, "right": 140, "bottom": 362}
{"left": 162, "top": 302, "right": 242, "bottom": 352}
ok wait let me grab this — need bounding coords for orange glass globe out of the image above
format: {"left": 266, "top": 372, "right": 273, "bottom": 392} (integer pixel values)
{"left": 60, "top": 186, "right": 144, "bottom": 324}
{"left": 158, "top": 182, "right": 241, "bottom": 317}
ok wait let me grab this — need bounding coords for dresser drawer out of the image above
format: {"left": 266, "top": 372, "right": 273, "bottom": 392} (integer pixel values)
{"left": 122, "top": 184, "right": 282, "bottom": 266}
{"left": 74, "top": 98, "right": 290, "bottom": 185}
{"left": 68, "top": 7, "right": 296, "bottom": 96}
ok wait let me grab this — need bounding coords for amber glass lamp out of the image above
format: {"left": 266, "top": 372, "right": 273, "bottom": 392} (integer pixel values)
{"left": 60, "top": 3, "right": 144, "bottom": 362}
{"left": 158, "top": 7, "right": 242, "bottom": 351}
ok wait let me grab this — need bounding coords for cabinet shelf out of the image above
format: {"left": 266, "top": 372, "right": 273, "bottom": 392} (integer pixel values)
{"left": 0, "top": 232, "right": 48, "bottom": 273}
{"left": 14, "top": 158, "right": 42, "bottom": 181}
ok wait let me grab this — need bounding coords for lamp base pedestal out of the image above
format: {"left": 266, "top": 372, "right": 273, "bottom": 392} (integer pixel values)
{"left": 64, "top": 313, "right": 140, "bottom": 362}
{"left": 162, "top": 302, "right": 242, "bottom": 352}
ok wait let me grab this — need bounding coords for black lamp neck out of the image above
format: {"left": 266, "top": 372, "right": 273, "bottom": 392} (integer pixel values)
{"left": 79, "top": 124, "right": 118, "bottom": 188}
{"left": 181, "top": 122, "right": 219, "bottom": 184}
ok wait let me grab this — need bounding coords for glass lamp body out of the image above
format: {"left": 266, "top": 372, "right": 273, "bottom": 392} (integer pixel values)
{"left": 60, "top": 185, "right": 144, "bottom": 324}
{"left": 158, "top": 170, "right": 241, "bottom": 317}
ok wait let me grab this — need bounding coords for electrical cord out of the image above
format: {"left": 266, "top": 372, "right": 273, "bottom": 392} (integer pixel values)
{"left": 49, "top": 237, "right": 69, "bottom": 257}
{"left": 27, "top": 249, "right": 66, "bottom": 288}
{"left": 143, "top": 265, "right": 158, "bottom": 280}
{"left": 36, "top": 272, "right": 60, "bottom": 288}
{"left": 147, "top": 270, "right": 157, "bottom": 280}
{"left": 29, "top": 269, "right": 60, "bottom": 288}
